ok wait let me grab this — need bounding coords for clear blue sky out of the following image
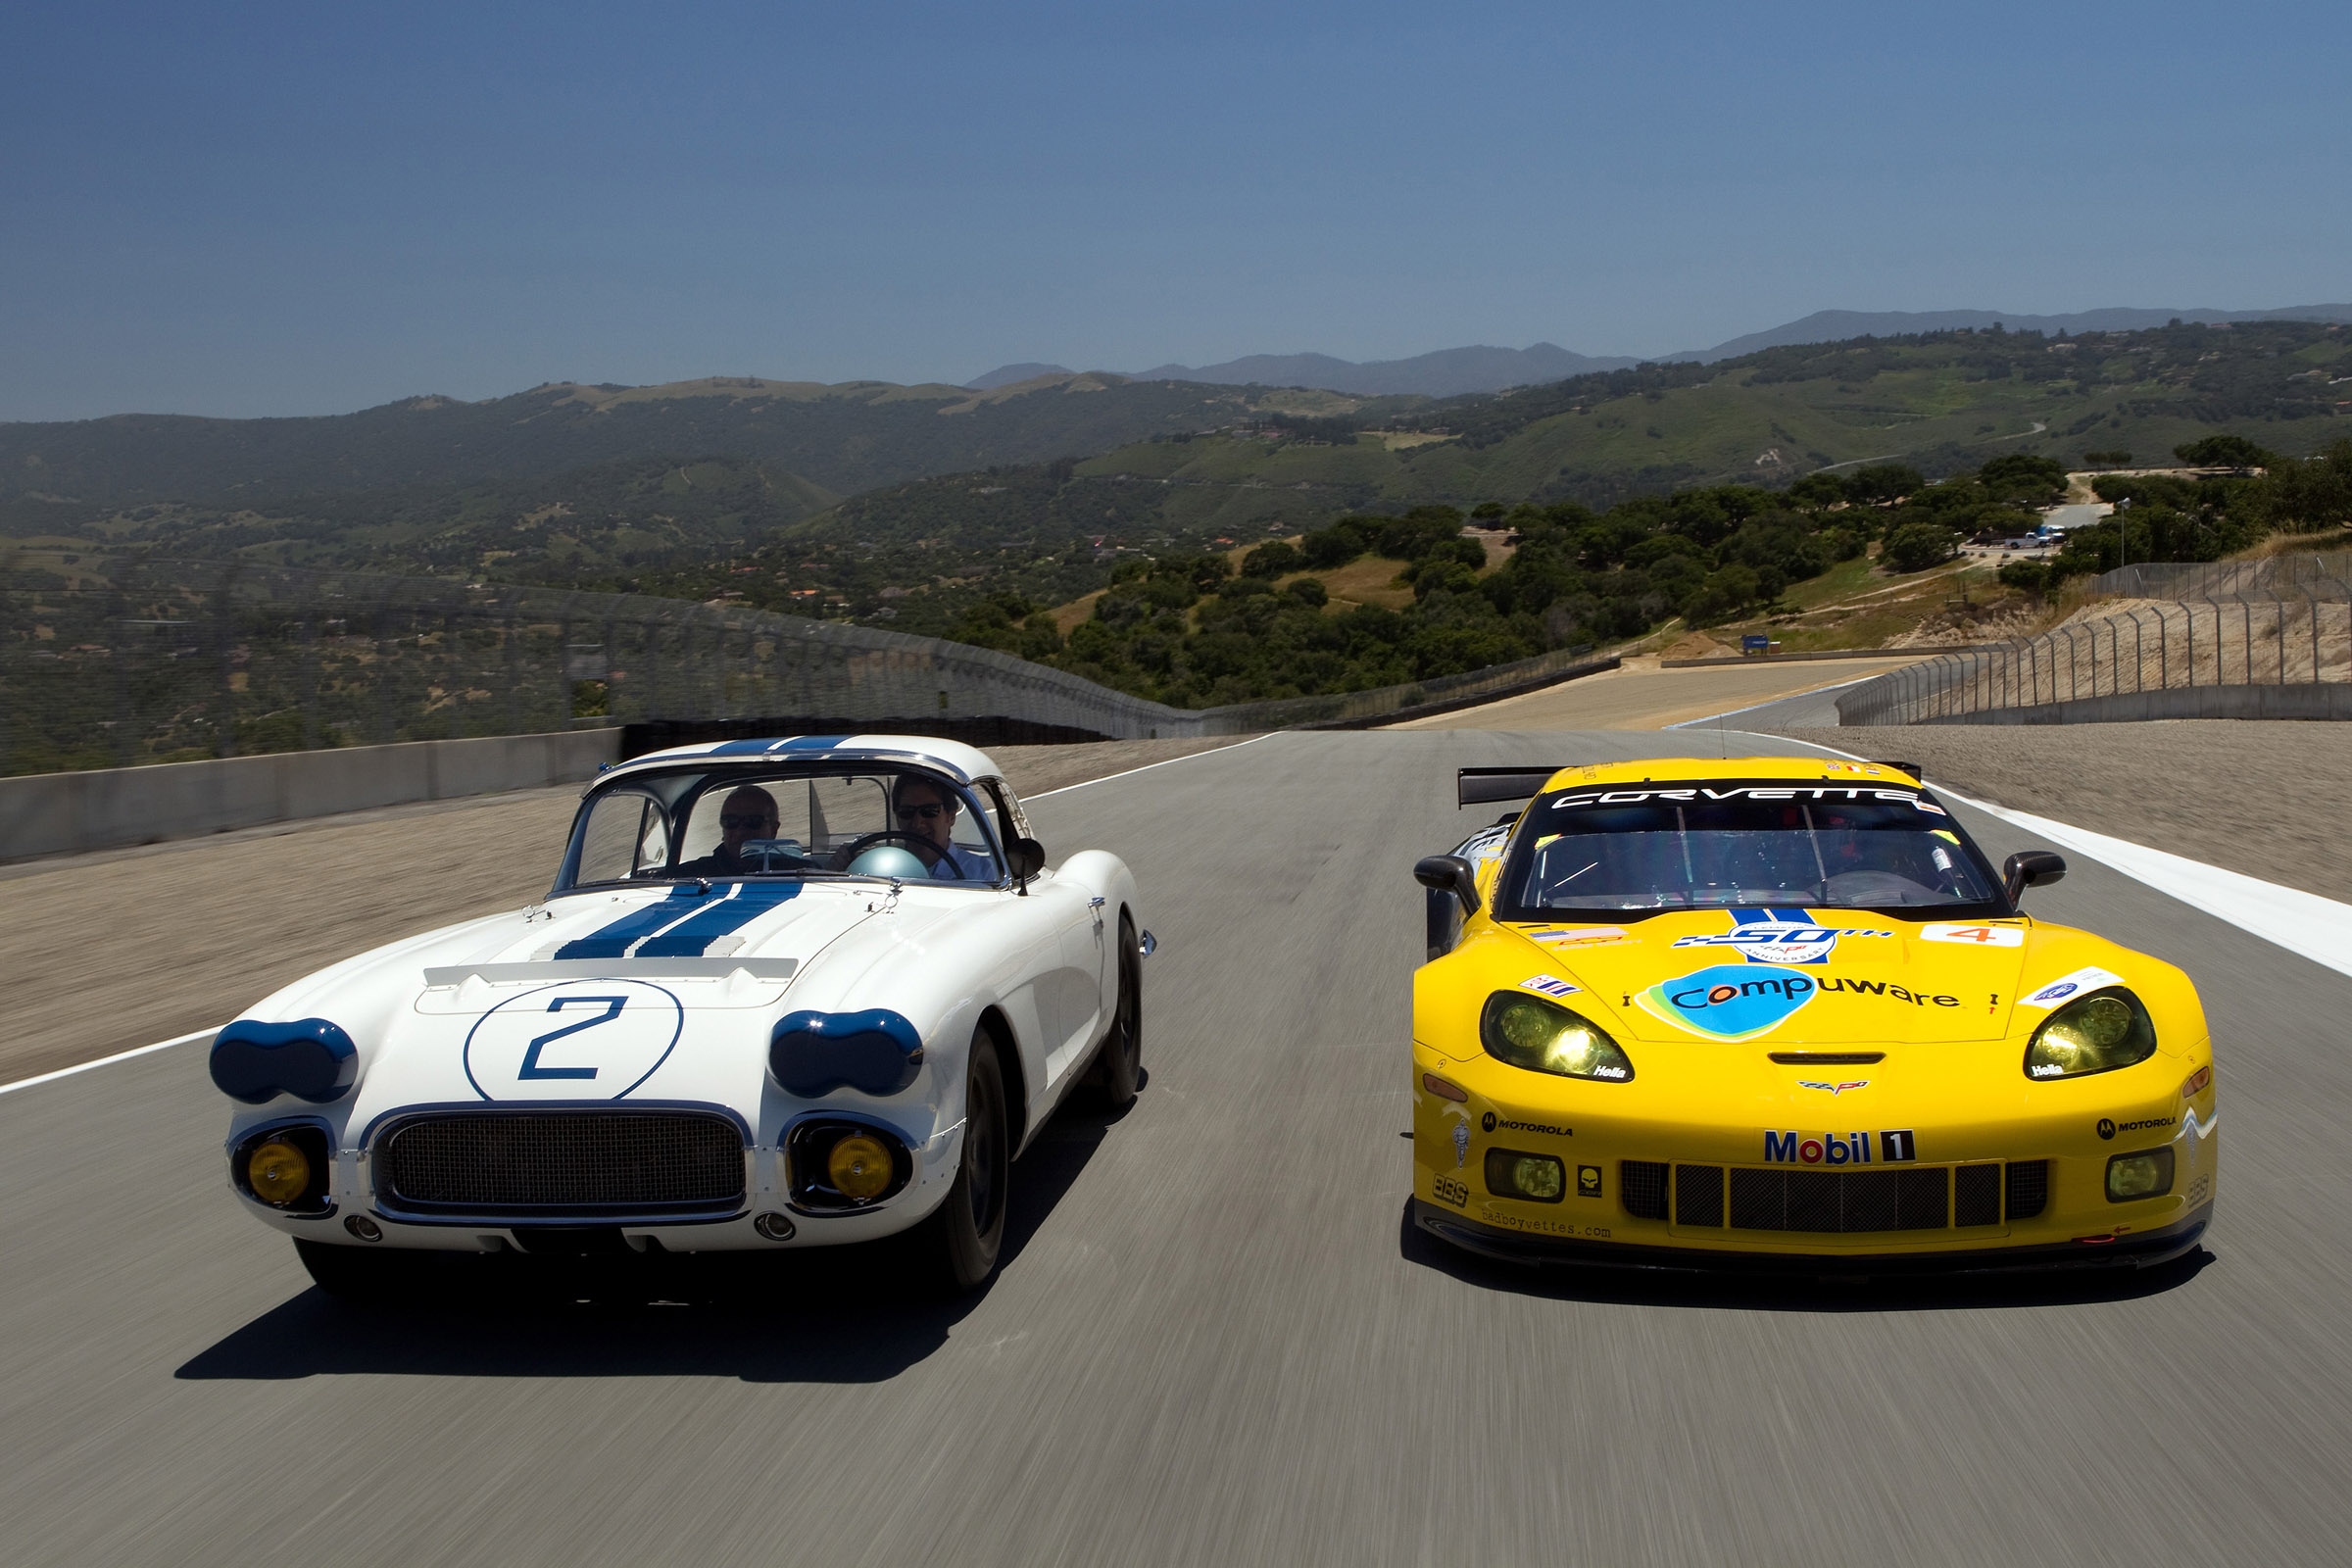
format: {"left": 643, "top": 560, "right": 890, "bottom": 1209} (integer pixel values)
{"left": 3, "top": 0, "right": 2345, "bottom": 420}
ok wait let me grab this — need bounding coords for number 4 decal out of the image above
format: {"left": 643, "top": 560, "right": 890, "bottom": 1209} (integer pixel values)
{"left": 1920, "top": 923, "right": 2024, "bottom": 948}
{"left": 520, "top": 995, "right": 626, "bottom": 1079}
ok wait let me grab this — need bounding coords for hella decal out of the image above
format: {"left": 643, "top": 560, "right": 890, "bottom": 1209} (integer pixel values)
{"left": 1765, "top": 1129, "right": 1918, "bottom": 1164}
{"left": 1518, "top": 974, "right": 1581, "bottom": 999}
{"left": 1670, "top": 907, "right": 1892, "bottom": 965}
{"left": 2019, "top": 966, "right": 2127, "bottom": 1007}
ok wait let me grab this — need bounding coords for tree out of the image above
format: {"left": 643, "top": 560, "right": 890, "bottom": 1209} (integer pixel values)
{"left": 1845, "top": 464, "right": 1924, "bottom": 507}
{"left": 1977, "top": 453, "right": 2067, "bottom": 505}
{"left": 1240, "top": 540, "right": 1300, "bottom": 577}
{"left": 1881, "top": 521, "right": 1959, "bottom": 572}
{"left": 2174, "top": 434, "right": 2275, "bottom": 472}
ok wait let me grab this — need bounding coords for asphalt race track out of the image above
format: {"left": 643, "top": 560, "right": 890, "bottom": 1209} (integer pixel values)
{"left": 6, "top": 729, "right": 2350, "bottom": 1565}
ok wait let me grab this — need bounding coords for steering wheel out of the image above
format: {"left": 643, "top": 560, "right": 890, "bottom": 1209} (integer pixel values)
{"left": 832, "top": 830, "right": 963, "bottom": 879}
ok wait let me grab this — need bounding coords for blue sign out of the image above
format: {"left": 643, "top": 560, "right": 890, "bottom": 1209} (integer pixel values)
{"left": 1741, "top": 635, "right": 1771, "bottom": 654}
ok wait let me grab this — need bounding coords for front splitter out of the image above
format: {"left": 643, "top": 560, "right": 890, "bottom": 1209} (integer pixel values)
{"left": 1412, "top": 1199, "right": 2210, "bottom": 1277}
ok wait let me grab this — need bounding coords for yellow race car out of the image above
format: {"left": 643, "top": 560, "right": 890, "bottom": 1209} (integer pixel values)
{"left": 1411, "top": 757, "right": 2216, "bottom": 1274}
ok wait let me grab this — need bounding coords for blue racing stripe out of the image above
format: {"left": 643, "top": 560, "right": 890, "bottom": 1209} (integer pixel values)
{"left": 553, "top": 886, "right": 707, "bottom": 959}
{"left": 635, "top": 881, "right": 804, "bottom": 956}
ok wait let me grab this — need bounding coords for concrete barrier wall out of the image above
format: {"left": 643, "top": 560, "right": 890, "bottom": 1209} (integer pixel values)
{"left": 1914, "top": 683, "right": 2352, "bottom": 726}
{"left": 1, "top": 728, "right": 622, "bottom": 861}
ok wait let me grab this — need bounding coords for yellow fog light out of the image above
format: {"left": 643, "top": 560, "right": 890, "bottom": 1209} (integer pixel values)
{"left": 827, "top": 1134, "right": 894, "bottom": 1200}
{"left": 1484, "top": 1149, "right": 1566, "bottom": 1202}
{"left": 2105, "top": 1148, "right": 2175, "bottom": 1202}
{"left": 246, "top": 1140, "right": 313, "bottom": 1206}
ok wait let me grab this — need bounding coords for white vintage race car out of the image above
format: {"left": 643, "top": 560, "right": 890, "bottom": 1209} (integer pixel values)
{"left": 211, "top": 735, "right": 1150, "bottom": 1297}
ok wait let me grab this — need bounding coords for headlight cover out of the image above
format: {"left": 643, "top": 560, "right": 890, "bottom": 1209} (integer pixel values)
{"left": 2024, "top": 988, "right": 2157, "bottom": 1080}
{"left": 1481, "top": 992, "right": 1634, "bottom": 1082}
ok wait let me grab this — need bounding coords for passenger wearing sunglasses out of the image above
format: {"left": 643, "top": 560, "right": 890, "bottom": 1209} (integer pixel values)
{"left": 672, "top": 785, "right": 783, "bottom": 877}
{"left": 889, "top": 775, "right": 997, "bottom": 880}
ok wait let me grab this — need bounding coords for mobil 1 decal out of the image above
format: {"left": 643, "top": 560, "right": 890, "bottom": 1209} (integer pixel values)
{"left": 1764, "top": 1129, "right": 1919, "bottom": 1165}
{"left": 463, "top": 978, "right": 686, "bottom": 1101}
{"left": 1670, "top": 906, "right": 1891, "bottom": 965}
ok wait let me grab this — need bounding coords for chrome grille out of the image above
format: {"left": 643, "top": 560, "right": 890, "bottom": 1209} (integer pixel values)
{"left": 377, "top": 1111, "right": 745, "bottom": 1218}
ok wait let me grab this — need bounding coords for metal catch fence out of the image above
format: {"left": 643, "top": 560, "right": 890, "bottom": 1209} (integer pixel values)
{"left": 0, "top": 555, "right": 1600, "bottom": 775}
{"left": 1837, "top": 553, "right": 2352, "bottom": 725}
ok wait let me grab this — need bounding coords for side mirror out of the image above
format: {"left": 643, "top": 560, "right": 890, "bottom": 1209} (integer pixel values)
{"left": 2003, "top": 850, "right": 2066, "bottom": 905}
{"left": 1006, "top": 838, "right": 1046, "bottom": 881}
{"left": 1414, "top": 854, "right": 1481, "bottom": 916}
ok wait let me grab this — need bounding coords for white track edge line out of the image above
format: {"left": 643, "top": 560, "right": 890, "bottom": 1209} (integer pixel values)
{"left": 0, "top": 1027, "right": 219, "bottom": 1098}
{"left": 1731, "top": 727, "right": 2352, "bottom": 981}
{"left": 1024, "top": 732, "right": 1273, "bottom": 801}
{"left": 1666, "top": 676, "right": 1879, "bottom": 729}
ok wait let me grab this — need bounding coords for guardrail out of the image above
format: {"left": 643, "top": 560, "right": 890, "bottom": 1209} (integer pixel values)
{"left": 1837, "top": 553, "right": 2352, "bottom": 725}
{"left": 0, "top": 555, "right": 1602, "bottom": 774}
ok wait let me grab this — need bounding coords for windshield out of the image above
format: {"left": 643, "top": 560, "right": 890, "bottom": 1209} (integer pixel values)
{"left": 560, "top": 764, "right": 1006, "bottom": 892}
{"left": 1494, "top": 780, "right": 2000, "bottom": 916}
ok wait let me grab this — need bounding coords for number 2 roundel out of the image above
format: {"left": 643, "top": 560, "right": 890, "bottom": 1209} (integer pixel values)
{"left": 463, "top": 979, "right": 685, "bottom": 1101}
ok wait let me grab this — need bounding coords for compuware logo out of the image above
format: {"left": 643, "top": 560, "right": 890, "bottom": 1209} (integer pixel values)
{"left": 1635, "top": 964, "right": 1820, "bottom": 1041}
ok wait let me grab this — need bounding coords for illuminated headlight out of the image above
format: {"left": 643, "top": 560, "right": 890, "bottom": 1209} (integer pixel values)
{"left": 1485, "top": 1149, "right": 1566, "bottom": 1202}
{"left": 2106, "top": 1148, "right": 2175, "bottom": 1201}
{"left": 2024, "top": 989, "right": 2157, "bottom": 1079}
{"left": 1481, "top": 993, "right": 1635, "bottom": 1082}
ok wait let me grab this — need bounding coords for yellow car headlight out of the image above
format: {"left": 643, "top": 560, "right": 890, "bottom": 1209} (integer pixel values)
{"left": 246, "top": 1139, "right": 314, "bottom": 1206}
{"left": 2024, "top": 989, "right": 2157, "bottom": 1080}
{"left": 827, "top": 1133, "right": 894, "bottom": 1201}
{"left": 1485, "top": 1150, "right": 1566, "bottom": 1202}
{"left": 1481, "top": 993, "right": 1635, "bottom": 1082}
{"left": 2106, "top": 1148, "right": 2175, "bottom": 1201}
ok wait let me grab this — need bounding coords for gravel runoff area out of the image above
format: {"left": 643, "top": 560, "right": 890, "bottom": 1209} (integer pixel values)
{"left": 0, "top": 735, "right": 1255, "bottom": 1085}
{"left": 1769, "top": 721, "right": 2352, "bottom": 903}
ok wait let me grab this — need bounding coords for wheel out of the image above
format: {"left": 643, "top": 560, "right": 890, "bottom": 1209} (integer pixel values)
{"left": 295, "top": 1237, "right": 423, "bottom": 1303}
{"left": 1088, "top": 915, "right": 1144, "bottom": 1110}
{"left": 913, "top": 1028, "right": 1009, "bottom": 1294}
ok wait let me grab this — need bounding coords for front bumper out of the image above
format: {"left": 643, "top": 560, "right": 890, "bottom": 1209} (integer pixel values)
{"left": 1413, "top": 1197, "right": 2210, "bottom": 1275}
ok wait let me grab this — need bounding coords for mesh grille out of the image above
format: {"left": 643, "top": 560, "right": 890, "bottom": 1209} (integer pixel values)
{"left": 2005, "top": 1159, "right": 2050, "bottom": 1220}
{"left": 378, "top": 1111, "right": 745, "bottom": 1216}
{"left": 1675, "top": 1164, "right": 1725, "bottom": 1226}
{"left": 1954, "top": 1164, "right": 2001, "bottom": 1227}
{"left": 1728, "top": 1167, "right": 1950, "bottom": 1233}
{"left": 1622, "top": 1160, "right": 1670, "bottom": 1220}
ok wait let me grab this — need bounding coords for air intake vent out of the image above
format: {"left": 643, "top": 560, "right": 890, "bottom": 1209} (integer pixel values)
{"left": 2005, "top": 1159, "right": 2050, "bottom": 1220}
{"left": 1675, "top": 1164, "right": 1725, "bottom": 1227}
{"left": 1729, "top": 1167, "right": 1950, "bottom": 1233}
{"left": 1954, "top": 1163, "right": 2001, "bottom": 1227}
{"left": 1622, "top": 1160, "right": 1670, "bottom": 1220}
{"left": 377, "top": 1110, "right": 745, "bottom": 1219}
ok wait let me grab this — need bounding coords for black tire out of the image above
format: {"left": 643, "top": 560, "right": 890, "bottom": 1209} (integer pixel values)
{"left": 914, "top": 1029, "right": 1010, "bottom": 1295}
{"left": 295, "top": 1237, "right": 422, "bottom": 1303}
{"left": 1089, "top": 915, "right": 1143, "bottom": 1110}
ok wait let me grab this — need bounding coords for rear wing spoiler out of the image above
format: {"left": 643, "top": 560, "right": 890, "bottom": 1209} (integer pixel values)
{"left": 1458, "top": 760, "right": 1924, "bottom": 808}
{"left": 1457, "top": 767, "right": 1562, "bottom": 808}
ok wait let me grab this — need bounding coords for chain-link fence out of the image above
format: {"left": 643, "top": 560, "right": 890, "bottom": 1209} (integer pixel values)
{"left": 1837, "top": 553, "right": 2352, "bottom": 725}
{"left": 0, "top": 556, "right": 1605, "bottom": 775}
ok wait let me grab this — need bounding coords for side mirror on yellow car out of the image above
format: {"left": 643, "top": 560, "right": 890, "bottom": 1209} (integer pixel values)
{"left": 2003, "top": 850, "right": 2067, "bottom": 905}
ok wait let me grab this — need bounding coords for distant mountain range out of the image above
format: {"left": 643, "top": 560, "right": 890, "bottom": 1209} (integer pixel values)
{"left": 967, "top": 303, "right": 2352, "bottom": 398}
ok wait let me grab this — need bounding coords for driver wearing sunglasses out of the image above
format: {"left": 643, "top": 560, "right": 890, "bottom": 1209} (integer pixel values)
{"left": 889, "top": 775, "right": 997, "bottom": 880}
{"left": 672, "top": 785, "right": 782, "bottom": 877}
